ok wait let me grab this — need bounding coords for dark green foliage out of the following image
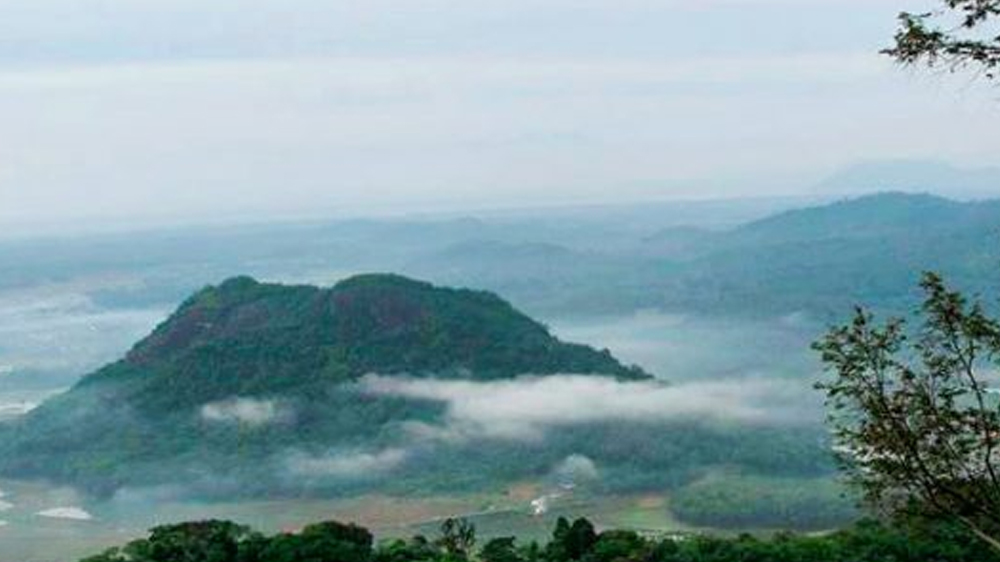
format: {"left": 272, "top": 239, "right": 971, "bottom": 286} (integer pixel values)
{"left": 79, "top": 520, "right": 259, "bottom": 562}
{"left": 590, "top": 530, "right": 646, "bottom": 562}
{"left": 375, "top": 537, "right": 441, "bottom": 562}
{"left": 481, "top": 537, "right": 524, "bottom": 562}
{"left": 78, "top": 517, "right": 1000, "bottom": 562}
{"left": 437, "top": 518, "right": 477, "bottom": 560}
{"left": 546, "top": 518, "right": 598, "bottom": 562}
{"left": 563, "top": 518, "right": 598, "bottom": 561}
{"left": 254, "top": 521, "right": 373, "bottom": 562}
{"left": 547, "top": 518, "right": 572, "bottom": 561}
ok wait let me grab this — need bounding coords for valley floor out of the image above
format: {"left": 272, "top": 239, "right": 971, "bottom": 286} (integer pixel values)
{"left": 1, "top": 478, "right": 796, "bottom": 562}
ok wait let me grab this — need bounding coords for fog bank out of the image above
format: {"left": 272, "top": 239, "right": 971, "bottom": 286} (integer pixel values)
{"left": 362, "top": 374, "right": 820, "bottom": 442}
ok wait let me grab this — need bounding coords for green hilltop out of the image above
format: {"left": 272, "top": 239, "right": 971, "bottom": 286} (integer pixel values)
{"left": 83, "top": 273, "right": 646, "bottom": 413}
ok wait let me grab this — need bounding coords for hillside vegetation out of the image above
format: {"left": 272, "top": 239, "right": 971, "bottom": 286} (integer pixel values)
{"left": 0, "top": 275, "right": 646, "bottom": 496}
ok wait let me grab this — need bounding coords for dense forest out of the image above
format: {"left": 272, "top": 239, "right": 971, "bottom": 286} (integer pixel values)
{"left": 79, "top": 516, "right": 1000, "bottom": 562}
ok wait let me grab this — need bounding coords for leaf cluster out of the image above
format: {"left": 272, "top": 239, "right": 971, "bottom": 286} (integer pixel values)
{"left": 815, "top": 272, "right": 1000, "bottom": 549}
{"left": 885, "top": 1, "right": 1000, "bottom": 78}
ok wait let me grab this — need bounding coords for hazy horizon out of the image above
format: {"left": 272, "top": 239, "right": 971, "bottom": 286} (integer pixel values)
{"left": 2, "top": 0, "right": 1000, "bottom": 233}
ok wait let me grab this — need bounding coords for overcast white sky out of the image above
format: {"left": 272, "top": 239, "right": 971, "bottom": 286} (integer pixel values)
{"left": 1, "top": 0, "right": 997, "bottom": 229}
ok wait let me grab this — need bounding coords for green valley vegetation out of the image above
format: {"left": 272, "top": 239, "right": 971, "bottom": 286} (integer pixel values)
{"left": 669, "top": 473, "right": 857, "bottom": 530}
{"left": 78, "top": 516, "right": 1000, "bottom": 562}
{"left": 0, "top": 274, "right": 842, "bottom": 532}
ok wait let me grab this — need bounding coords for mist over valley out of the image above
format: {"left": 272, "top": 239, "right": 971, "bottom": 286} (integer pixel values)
{"left": 0, "top": 193, "right": 994, "bottom": 560}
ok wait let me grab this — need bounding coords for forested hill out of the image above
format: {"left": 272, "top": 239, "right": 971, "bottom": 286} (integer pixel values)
{"left": 78, "top": 273, "right": 646, "bottom": 412}
{"left": 732, "top": 192, "right": 1000, "bottom": 244}
{"left": 0, "top": 274, "right": 647, "bottom": 495}
{"left": 650, "top": 193, "right": 1000, "bottom": 317}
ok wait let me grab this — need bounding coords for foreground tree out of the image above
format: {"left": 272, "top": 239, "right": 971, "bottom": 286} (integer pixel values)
{"left": 80, "top": 515, "right": 1000, "bottom": 562}
{"left": 257, "top": 520, "right": 373, "bottom": 562}
{"left": 437, "top": 518, "right": 476, "bottom": 561}
{"left": 80, "top": 520, "right": 259, "bottom": 562}
{"left": 815, "top": 273, "right": 1000, "bottom": 551}
{"left": 480, "top": 537, "right": 523, "bottom": 562}
{"left": 885, "top": 0, "right": 1000, "bottom": 78}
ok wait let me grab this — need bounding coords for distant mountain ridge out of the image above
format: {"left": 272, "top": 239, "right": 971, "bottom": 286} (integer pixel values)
{"left": 390, "top": 193, "right": 1000, "bottom": 319}
{"left": 650, "top": 192, "right": 1000, "bottom": 317}
{"left": 733, "top": 192, "right": 1000, "bottom": 243}
{"left": 815, "top": 160, "right": 1000, "bottom": 199}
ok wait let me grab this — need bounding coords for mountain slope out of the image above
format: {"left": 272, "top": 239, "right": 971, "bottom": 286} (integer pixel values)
{"left": 655, "top": 193, "right": 1000, "bottom": 317}
{"left": 815, "top": 159, "right": 1000, "bottom": 199}
{"left": 733, "top": 192, "right": 1000, "bottom": 244}
{"left": 399, "top": 194, "right": 1000, "bottom": 319}
{"left": 0, "top": 274, "right": 647, "bottom": 495}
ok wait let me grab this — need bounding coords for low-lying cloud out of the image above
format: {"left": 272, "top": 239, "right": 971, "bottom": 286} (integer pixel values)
{"left": 554, "top": 454, "right": 599, "bottom": 483}
{"left": 200, "top": 397, "right": 289, "bottom": 427}
{"left": 286, "top": 448, "right": 408, "bottom": 479}
{"left": 0, "top": 401, "right": 39, "bottom": 420}
{"left": 362, "top": 374, "right": 818, "bottom": 441}
{"left": 37, "top": 507, "right": 94, "bottom": 521}
{"left": 0, "top": 280, "right": 165, "bottom": 379}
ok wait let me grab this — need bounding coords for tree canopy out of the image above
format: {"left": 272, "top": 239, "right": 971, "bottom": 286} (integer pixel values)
{"left": 816, "top": 273, "right": 1000, "bottom": 551}
{"left": 886, "top": 0, "right": 1000, "bottom": 79}
{"left": 79, "top": 516, "right": 1000, "bottom": 562}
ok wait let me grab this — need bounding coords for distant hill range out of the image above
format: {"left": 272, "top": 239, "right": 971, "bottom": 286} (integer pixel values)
{"left": 653, "top": 192, "right": 1000, "bottom": 316}
{"left": 0, "top": 275, "right": 646, "bottom": 496}
{"left": 815, "top": 160, "right": 1000, "bottom": 199}
{"left": 407, "top": 192, "right": 1000, "bottom": 319}
{"left": 735, "top": 192, "right": 1000, "bottom": 243}
{"left": 8, "top": 190, "right": 992, "bottom": 321}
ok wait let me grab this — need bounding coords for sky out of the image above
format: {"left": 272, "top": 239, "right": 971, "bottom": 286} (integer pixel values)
{"left": 1, "top": 0, "right": 998, "bottom": 230}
